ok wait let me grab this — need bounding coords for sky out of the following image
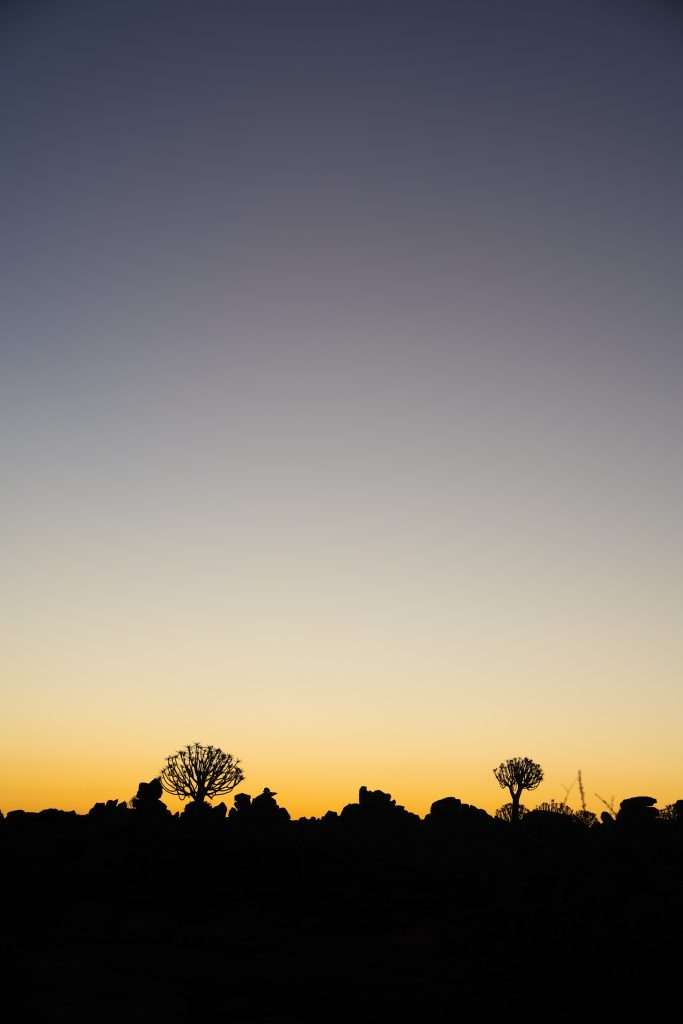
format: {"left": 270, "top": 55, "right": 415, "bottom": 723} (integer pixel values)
{"left": 2, "top": 0, "right": 682, "bottom": 817}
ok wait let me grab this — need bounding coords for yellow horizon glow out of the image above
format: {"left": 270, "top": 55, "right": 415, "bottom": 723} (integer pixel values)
{"left": 2, "top": 732, "right": 680, "bottom": 819}
{"left": 4, "top": 585, "right": 682, "bottom": 817}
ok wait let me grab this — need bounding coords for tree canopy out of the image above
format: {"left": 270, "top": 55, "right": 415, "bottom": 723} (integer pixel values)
{"left": 493, "top": 756, "right": 543, "bottom": 824}
{"left": 160, "top": 743, "right": 244, "bottom": 804}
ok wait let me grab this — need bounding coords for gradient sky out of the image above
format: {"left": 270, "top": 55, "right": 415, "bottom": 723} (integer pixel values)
{"left": 3, "top": 1, "right": 682, "bottom": 817}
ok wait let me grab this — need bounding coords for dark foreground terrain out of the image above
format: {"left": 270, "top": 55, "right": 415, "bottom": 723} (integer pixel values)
{"left": 2, "top": 787, "right": 681, "bottom": 1021}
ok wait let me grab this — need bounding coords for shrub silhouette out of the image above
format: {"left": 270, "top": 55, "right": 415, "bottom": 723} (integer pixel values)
{"left": 661, "top": 800, "right": 683, "bottom": 825}
{"left": 533, "top": 800, "right": 573, "bottom": 815}
{"left": 495, "top": 802, "right": 527, "bottom": 823}
{"left": 574, "top": 809, "right": 598, "bottom": 828}
{"left": 493, "top": 756, "right": 543, "bottom": 824}
{"left": 160, "top": 742, "right": 244, "bottom": 805}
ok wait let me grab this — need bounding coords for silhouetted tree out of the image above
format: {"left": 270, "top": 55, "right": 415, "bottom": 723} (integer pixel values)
{"left": 160, "top": 742, "right": 244, "bottom": 805}
{"left": 493, "top": 756, "right": 543, "bottom": 824}
{"left": 495, "top": 802, "right": 527, "bottom": 823}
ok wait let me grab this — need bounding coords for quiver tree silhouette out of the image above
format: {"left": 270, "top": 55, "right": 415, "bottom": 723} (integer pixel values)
{"left": 493, "top": 756, "right": 543, "bottom": 824}
{"left": 495, "top": 802, "right": 527, "bottom": 823}
{"left": 160, "top": 743, "right": 244, "bottom": 805}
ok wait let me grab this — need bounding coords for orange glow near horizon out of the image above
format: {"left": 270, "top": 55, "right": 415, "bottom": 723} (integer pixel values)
{"left": 2, "top": 721, "right": 681, "bottom": 819}
{"left": 4, "top": 588, "right": 682, "bottom": 818}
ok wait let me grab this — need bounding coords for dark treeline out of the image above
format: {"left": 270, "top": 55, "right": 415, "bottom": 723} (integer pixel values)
{"left": 2, "top": 771, "right": 683, "bottom": 1021}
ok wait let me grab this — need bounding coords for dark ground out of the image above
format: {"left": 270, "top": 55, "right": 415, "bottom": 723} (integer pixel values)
{"left": 2, "top": 791, "right": 681, "bottom": 1021}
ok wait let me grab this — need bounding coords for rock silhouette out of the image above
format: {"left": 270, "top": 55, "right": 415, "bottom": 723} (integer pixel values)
{"left": 132, "top": 776, "right": 170, "bottom": 818}
{"left": 617, "top": 795, "right": 658, "bottom": 828}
